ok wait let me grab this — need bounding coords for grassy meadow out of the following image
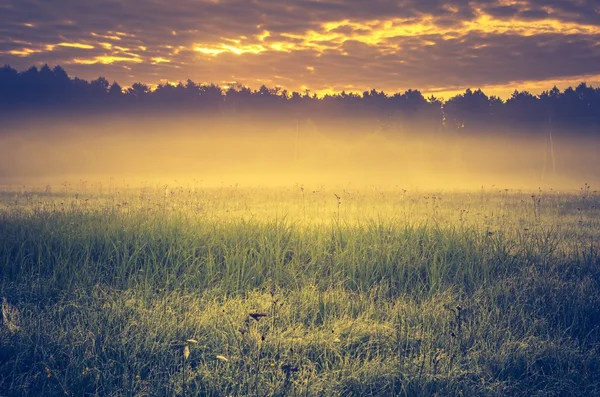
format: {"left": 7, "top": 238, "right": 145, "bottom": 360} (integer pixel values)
{"left": 0, "top": 182, "right": 599, "bottom": 396}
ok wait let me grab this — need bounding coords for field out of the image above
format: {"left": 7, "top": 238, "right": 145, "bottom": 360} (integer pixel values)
{"left": 1, "top": 183, "right": 599, "bottom": 396}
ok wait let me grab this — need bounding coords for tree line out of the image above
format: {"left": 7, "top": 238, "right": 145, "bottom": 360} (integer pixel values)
{"left": 1, "top": 64, "right": 600, "bottom": 137}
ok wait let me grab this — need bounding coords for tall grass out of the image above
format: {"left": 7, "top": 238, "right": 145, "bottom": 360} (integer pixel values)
{"left": 0, "top": 185, "right": 599, "bottom": 395}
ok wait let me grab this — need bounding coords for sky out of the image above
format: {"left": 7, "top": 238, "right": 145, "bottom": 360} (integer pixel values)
{"left": 2, "top": 0, "right": 600, "bottom": 98}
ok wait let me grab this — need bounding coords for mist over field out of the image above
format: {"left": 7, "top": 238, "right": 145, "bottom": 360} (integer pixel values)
{"left": 4, "top": 0, "right": 600, "bottom": 392}
{"left": 1, "top": 115, "right": 598, "bottom": 191}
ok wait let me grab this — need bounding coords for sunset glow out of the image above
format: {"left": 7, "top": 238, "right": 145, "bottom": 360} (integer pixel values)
{"left": 1, "top": 0, "right": 599, "bottom": 97}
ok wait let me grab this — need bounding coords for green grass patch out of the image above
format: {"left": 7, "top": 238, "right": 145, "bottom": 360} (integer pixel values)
{"left": 1, "top": 186, "right": 599, "bottom": 395}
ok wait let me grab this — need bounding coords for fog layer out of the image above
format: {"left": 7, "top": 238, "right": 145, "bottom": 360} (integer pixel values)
{"left": 1, "top": 115, "right": 598, "bottom": 191}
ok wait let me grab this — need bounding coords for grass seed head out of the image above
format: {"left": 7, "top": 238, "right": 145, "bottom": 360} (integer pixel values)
{"left": 1, "top": 297, "right": 21, "bottom": 334}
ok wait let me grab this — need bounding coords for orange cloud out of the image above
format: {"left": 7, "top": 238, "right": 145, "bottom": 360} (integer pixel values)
{"left": 7, "top": 48, "right": 42, "bottom": 57}
{"left": 192, "top": 13, "right": 600, "bottom": 58}
{"left": 45, "top": 42, "right": 95, "bottom": 51}
{"left": 72, "top": 55, "right": 143, "bottom": 65}
{"left": 3, "top": 0, "right": 600, "bottom": 99}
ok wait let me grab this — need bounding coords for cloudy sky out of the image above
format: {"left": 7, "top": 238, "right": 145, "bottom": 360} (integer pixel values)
{"left": 1, "top": 0, "right": 600, "bottom": 98}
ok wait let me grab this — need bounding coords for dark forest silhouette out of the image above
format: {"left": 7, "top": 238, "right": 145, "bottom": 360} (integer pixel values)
{"left": 1, "top": 64, "right": 600, "bottom": 139}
